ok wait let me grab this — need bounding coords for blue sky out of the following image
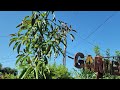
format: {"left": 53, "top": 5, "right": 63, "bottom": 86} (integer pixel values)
{"left": 0, "top": 11, "right": 120, "bottom": 71}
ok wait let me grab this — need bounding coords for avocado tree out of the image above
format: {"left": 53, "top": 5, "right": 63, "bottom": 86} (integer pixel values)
{"left": 9, "top": 11, "right": 76, "bottom": 79}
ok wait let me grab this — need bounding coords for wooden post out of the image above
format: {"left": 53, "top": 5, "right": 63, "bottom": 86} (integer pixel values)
{"left": 63, "top": 32, "right": 66, "bottom": 66}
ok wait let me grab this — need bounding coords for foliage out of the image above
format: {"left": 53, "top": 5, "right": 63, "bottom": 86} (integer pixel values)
{"left": 104, "top": 49, "right": 110, "bottom": 68}
{"left": 9, "top": 11, "right": 76, "bottom": 79}
{"left": 0, "top": 73, "right": 17, "bottom": 79}
{"left": 115, "top": 50, "right": 120, "bottom": 56}
{"left": 72, "top": 68, "right": 120, "bottom": 79}
{"left": 106, "top": 49, "right": 110, "bottom": 57}
{"left": 72, "top": 69, "right": 97, "bottom": 79}
{"left": 0, "top": 63, "right": 18, "bottom": 76}
{"left": 115, "top": 50, "right": 120, "bottom": 61}
{"left": 48, "top": 63, "right": 73, "bottom": 79}
{"left": 0, "top": 63, "right": 2, "bottom": 70}
{"left": 93, "top": 45, "right": 100, "bottom": 56}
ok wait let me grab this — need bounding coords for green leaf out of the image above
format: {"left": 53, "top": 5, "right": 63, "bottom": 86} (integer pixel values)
{"left": 68, "top": 56, "right": 74, "bottom": 59}
{"left": 35, "top": 61, "right": 41, "bottom": 79}
{"left": 70, "top": 34, "right": 75, "bottom": 42}
{"left": 19, "top": 68, "right": 27, "bottom": 79}
{"left": 46, "top": 45, "right": 51, "bottom": 55}
{"left": 51, "top": 24, "right": 53, "bottom": 30}
{"left": 61, "top": 39, "right": 67, "bottom": 47}
{"left": 9, "top": 40, "right": 15, "bottom": 47}
{"left": 24, "top": 20, "right": 31, "bottom": 25}
{"left": 16, "top": 23, "right": 22, "bottom": 28}
{"left": 52, "top": 12, "right": 56, "bottom": 22}
{"left": 24, "top": 16, "right": 29, "bottom": 20}
{"left": 17, "top": 43, "right": 21, "bottom": 54}
{"left": 10, "top": 34, "right": 16, "bottom": 37}
{"left": 15, "top": 56, "right": 22, "bottom": 64}
{"left": 43, "top": 72, "right": 46, "bottom": 79}
{"left": 18, "top": 33, "right": 24, "bottom": 37}
{"left": 21, "top": 66, "right": 33, "bottom": 79}
{"left": 35, "top": 66, "right": 39, "bottom": 79}
{"left": 57, "top": 46, "right": 64, "bottom": 55}
{"left": 16, "top": 54, "right": 24, "bottom": 58}
{"left": 32, "top": 18, "right": 35, "bottom": 26}
{"left": 23, "top": 49, "right": 26, "bottom": 53}
{"left": 72, "top": 30, "right": 77, "bottom": 33}
{"left": 16, "top": 55, "right": 24, "bottom": 65}
{"left": 44, "top": 56, "right": 48, "bottom": 65}
{"left": 58, "top": 20, "right": 62, "bottom": 24}
{"left": 13, "top": 42, "right": 19, "bottom": 50}
{"left": 41, "top": 12, "right": 47, "bottom": 17}
{"left": 38, "top": 23, "right": 43, "bottom": 36}
{"left": 26, "top": 43, "right": 30, "bottom": 52}
{"left": 18, "top": 29, "right": 23, "bottom": 35}
{"left": 22, "top": 40, "right": 26, "bottom": 45}
{"left": 51, "top": 11, "right": 54, "bottom": 14}
{"left": 21, "top": 26, "right": 27, "bottom": 30}
{"left": 35, "top": 14, "right": 39, "bottom": 20}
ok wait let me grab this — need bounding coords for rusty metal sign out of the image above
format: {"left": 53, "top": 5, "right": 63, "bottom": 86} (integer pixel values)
{"left": 74, "top": 52, "right": 120, "bottom": 79}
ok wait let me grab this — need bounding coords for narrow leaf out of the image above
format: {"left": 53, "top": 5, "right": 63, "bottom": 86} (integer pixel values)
{"left": 10, "top": 34, "right": 16, "bottom": 37}
{"left": 72, "top": 30, "right": 77, "bottom": 33}
{"left": 68, "top": 56, "right": 74, "bottom": 59}
{"left": 16, "top": 56, "right": 23, "bottom": 65}
{"left": 17, "top": 43, "right": 21, "bottom": 54}
{"left": 9, "top": 40, "right": 15, "bottom": 46}
{"left": 13, "top": 42, "right": 19, "bottom": 50}
{"left": 35, "top": 61, "right": 41, "bottom": 79}
{"left": 46, "top": 45, "right": 51, "bottom": 55}
{"left": 16, "top": 23, "right": 22, "bottom": 28}
{"left": 51, "top": 24, "right": 53, "bottom": 30}
{"left": 19, "top": 68, "right": 27, "bottom": 79}
{"left": 24, "top": 16, "right": 29, "bottom": 20}
{"left": 32, "top": 18, "right": 35, "bottom": 26}
{"left": 61, "top": 39, "right": 67, "bottom": 47}
{"left": 21, "top": 66, "right": 33, "bottom": 79}
{"left": 70, "top": 34, "right": 75, "bottom": 42}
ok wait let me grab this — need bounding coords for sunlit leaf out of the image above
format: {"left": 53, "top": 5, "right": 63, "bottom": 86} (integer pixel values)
{"left": 16, "top": 55, "right": 24, "bottom": 65}
{"left": 35, "top": 61, "right": 41, "bottom": 79}
{"left": 21, "top": 66, "right": 33, "bottom": 79}
{"left": 45, "top": 45, "right": 50, "bottom": 54}
{"left": 24, "top": 16, "right": 29, "bottom": 20}
{"left": 17, "top": 43, "right": 21, "bottom": 54}
{"left": 9, "top": 39, "right": 16, "bottom": 46}
{"left": 13, "top": 42, "right": 19, "bottom": 50}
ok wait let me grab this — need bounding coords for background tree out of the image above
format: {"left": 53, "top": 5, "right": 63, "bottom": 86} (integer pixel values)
{"left": 104, "top": 49, "right": 110, "bottom": 73}
{"left": 0, "top": 63, "right": 2, "bottom": 71}
{"left": 0, "top": 67, "right": 18, "bottom": 75}
{"left": 115, "top": 50, "right": 120, "bottom": 56}
{"left": 9, "top": 11, "right": 76, "bottom": 79}
{"left": 106, "top": 49, "right": 110, "bottom": 57}
{"left": 115, "top": 50, "right": 120, "bottom": 61}
{"left": 93, "top": 45, "right": 100, "bottom": 56}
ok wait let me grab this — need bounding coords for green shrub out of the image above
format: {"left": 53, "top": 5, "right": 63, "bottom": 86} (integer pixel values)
{"left": 47, "top": 63, "right": 73, "bottom": 79}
